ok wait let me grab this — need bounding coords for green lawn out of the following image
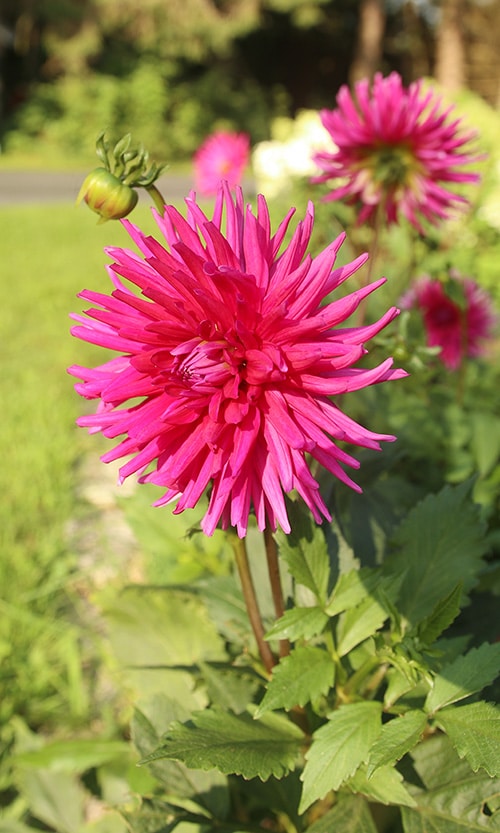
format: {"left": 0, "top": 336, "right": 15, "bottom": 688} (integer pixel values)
{"left": 0, "top": 201, "right": 162, "bottom": 740}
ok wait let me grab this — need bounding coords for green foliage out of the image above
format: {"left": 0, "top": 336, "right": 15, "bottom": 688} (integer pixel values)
{"left": 425, "top": 643, "right": 500, "bottom": 713}
{"left": 435, "top": 702, "right": 500, "bottom": 777}
{"left": 116, "top": 481, "right": 499, "bottom": 832}
{"left": 300, "top": 702, "right": 383, "bottom": 810}
{"left": 384, "top": 481, "right": 488, "bottom": 626}
{"left": 0, "top": 203, "right": 162, "bottom": 817}
{"left": 140, "top": 707, "right": 304, "bottom": 781}
{"left": 401, "top": 733, "right": 500, "bottom": 831}
{"left": 255, "top": 646, "right": 335, "bottom": 715}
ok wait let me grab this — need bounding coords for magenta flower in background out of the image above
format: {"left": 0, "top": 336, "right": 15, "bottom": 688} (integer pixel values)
{"left": 401, "top": 272, "right": 497, "bottom": 369}
{"left": 194, "top": 130, "right": 250, "bottom": 195}
{"left": 312, "top": 72, "right": 481, "bottom": 232}
{"left": 69, "top": 184, "right": 406, "bottom": 537}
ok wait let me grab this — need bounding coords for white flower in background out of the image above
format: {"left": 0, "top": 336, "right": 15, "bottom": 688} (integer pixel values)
{"left": 252, "top": 110, "right": 332, "bottom": 198}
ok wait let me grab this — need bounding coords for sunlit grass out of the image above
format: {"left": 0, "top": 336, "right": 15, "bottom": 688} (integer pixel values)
{"left": 0, "top": 202, "right": 162, "bottom": 733}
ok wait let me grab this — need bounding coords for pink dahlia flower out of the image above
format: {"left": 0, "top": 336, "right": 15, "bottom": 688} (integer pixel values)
{"left": 401, "top": 272, "right": 497, "bottom": 369}
{"left": 69, "top": 183, "right": 406, "bottom": 537}
{"left": 194, "top": 130, "right": 250, "bottom": 195}
{"left": 312, "top": 72, "right": 481, "bottom": 232}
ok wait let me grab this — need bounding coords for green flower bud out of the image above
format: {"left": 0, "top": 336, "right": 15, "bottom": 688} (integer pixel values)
{"left": 76, "top": 167, "right": 138, "bottom": 222}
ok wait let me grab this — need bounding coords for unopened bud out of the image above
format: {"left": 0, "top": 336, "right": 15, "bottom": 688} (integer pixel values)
{"left": 76, "top": 167, "right": 138, "bottom": 222}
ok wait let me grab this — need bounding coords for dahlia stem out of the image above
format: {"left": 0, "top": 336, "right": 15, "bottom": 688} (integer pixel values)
{"left": 145, "top": 184, "right": 167, "bottom": 214}
{"left": 230, "top": 534, "right": 276, "bottom": 675}
{"left": 263, "top": 528, "right": 290, "bottom": 658}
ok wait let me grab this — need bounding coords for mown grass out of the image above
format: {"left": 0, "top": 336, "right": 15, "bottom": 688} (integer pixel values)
{"left": 0, "top": 201, "right": 163, "bottom": 744}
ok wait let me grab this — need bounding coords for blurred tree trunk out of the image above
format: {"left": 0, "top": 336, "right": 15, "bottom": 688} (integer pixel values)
{"left": 434, "top": 0, "right": 466, "bottom": 93}
{"left": 463, "top": 0, "right": 500, "bottom": 107}
{"left": 349, "top": 0, "right": 386, "bottom": 84}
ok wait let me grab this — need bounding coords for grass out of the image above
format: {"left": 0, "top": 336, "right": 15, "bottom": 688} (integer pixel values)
{"left": 0, "top": 201, "right": 163, "bottom": 742}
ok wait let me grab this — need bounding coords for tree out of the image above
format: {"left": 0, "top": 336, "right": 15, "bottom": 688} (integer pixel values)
{"left": 349, "top": 0, "right": 386, "bottom": 84}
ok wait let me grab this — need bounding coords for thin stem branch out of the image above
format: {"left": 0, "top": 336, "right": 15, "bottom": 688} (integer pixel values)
{"left": 145, "top": 183, "right": 167, "bottom": 214}
{"left": 230, "top": 534, "right": 275, "bottom": 675}
{"left": 263, "top": 528, "right": 290, "bottom": 658}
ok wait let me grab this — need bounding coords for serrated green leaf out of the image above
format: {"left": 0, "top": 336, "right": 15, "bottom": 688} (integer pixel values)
{"left": 300, "top": 702, "right": 382, "bottom": 812}
{"left": 425, "top": 642, "right": 500, "bottom": 713}
{"left": 255, "top": 646, "right": 334, "bottom": 716}
{"left": 346, "top": 764, "right": 416, "bottom": 808}
{"left": 306, "top": 795, "right": 377, "bottom": 833}
{"left": 385, "top": 482, "right": 487, "bottom": 627}
{"left": 276, "top": 502, "right": 330, "bottom": 603}
{"left": 408, "top": 732, "right": 500, "bottom": 829}
{"left": 336, "top": 594, "right": 388, "bottom": 657}
{"left": 264, "top": 606, "right": 329, "bottom": 641}
{"left": 435, "top": 701, "right": 500, "bottom": 777}
{"left": 140, "top": 708, "right": 304, "bottom": 782}
{"left": 131, "top": 695, "right": 228, "bottom": 817}
{"left": 367, "top": 711, "right": 428, "bottom": 776}
{"left": 416, "top": 584, "right": 462, "bottom": 647}
{"left": 326, "top": 567, "right": 379, "bottom": 616}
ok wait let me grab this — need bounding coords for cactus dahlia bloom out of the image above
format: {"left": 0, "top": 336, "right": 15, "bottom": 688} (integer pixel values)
{"left": 194, "top": 131, "right": 250, "bottom": 195}
{"left": 69, "top": 184, "right": 406, "bottom": 537}
{"left": 313, "top": 72, "right": 481, "bottom": 232}
{"left": 402, "top": 272, "right": 497, "bottom": 370}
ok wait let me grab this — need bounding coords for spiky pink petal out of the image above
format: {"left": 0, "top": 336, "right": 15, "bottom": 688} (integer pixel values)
{"left": 69, "top": 184, "right": 406, "bottom": 537}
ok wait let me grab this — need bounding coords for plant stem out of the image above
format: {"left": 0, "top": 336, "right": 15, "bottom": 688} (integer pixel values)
{"left": 145, "top": 184, "right": 167, "bottom": 214}
{"left": 263, "top": 528, "right": 290, "bottom": 658}
{"left": 342, "top": 654, "right": 382, "bottom": 699}
{"left": 230, "top": 534, "right": 275, "bottom": 675}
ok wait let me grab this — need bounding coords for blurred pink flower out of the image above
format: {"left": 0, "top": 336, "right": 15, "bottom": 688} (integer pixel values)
{"left": 312, "top": 72, "right": 481, "bottom": 232}
{"left": 69, "top": 184, "right": 406, "bottom": 538}
{"left": 194, "top": 130, "right": 250, "bottom": 195}
{"left": 401, "top": 272, "right": 497, "bottom": 369}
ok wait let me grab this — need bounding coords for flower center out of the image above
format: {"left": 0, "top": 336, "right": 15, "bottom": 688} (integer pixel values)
{"left": 172, "top": 328, "right": 288, "bottom": 406}
{"left": 366, "top": 144, "right": 416, "bottom": 188}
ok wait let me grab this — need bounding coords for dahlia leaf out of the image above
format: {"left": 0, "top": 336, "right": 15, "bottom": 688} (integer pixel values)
{"left": 384, "top": 482, "right": 487, "bottom": 627}
{"left": 264, "top": 606, "right": 329, "bottom": 642}
{"left": 131, "top": 695, "right": 228, "bottom": 815}
{"left": 366, "top": 711, "right": 428, "bottom": 777}
{"left": 416, "top": 583, "right": 463, "bottom": 647}
{"left": 276, "top": 503, "right": 330, "bottom": 604}
{"left": 254, "top": 646, "right": 334, "bottom": 717}
{"left": 139, "top": 708, "right": 304, "bottom": 782}
{"left": 299, "top": 702, "right": 382, "bottom": 812}
{"left": 435, "top": 701, "right": 500, "bottom": 777}
{"left": 306, "top": 796, "right": 378, "bottom": 833}
{"left": 326, "top": 567, "right": 379, "bottom": 616}
{"left": 346, "top": 764, "right": 416, "bottom": 808}
{"left": 401, "top": 734, "right": 500, "bottom": 831}
{"left": 425, "top": 642, "right": 500, "bottom": 714}
{"left": 336, "top": 593, "right": 389, "bottom": 657}
{"left": 401, "top": 807, "right": 495, "bottom": 833}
